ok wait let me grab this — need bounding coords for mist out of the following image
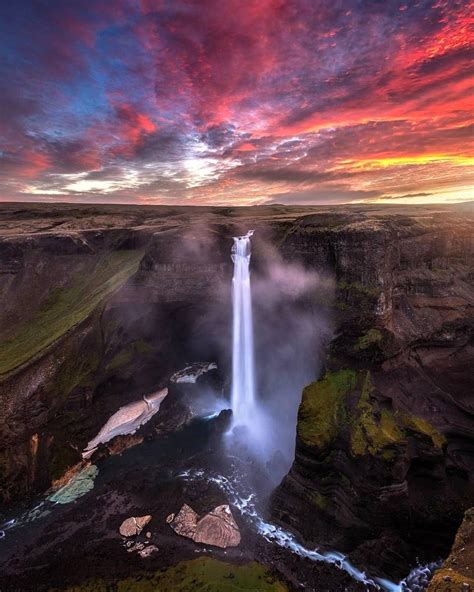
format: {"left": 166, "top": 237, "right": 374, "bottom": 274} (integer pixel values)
{"left": 231, "top": 237, "right": 333, "bottom": 482}
{"left": 177, "top": 227, "right": 334, "bottom": 483}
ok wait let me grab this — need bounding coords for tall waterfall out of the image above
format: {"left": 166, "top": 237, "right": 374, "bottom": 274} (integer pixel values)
{"left": 230, "top": 230, "right": 256, "bottom": 426}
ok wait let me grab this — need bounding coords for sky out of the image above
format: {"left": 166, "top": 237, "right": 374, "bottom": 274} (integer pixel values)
{"left": 0, "top": 0, "right": 473, "bottom": 206}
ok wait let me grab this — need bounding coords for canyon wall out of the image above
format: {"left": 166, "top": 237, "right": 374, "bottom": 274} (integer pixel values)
{"left": 0, "top": 214, "right": 233, "bottom": 507}
{"left": 272, "top": 209, "right": 474, "bottom": 578}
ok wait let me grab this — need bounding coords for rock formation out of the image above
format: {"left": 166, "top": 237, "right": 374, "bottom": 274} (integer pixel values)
{"left": 82, "top": 388, "right": 168, "bottom": 458}
{"left": 427, "top": 507, "right": 474, "bottom": 591}
{"left": 272, "top": 208, "right": 474, "bottom": 578}
{"left": 167, "top": 503, "right": 241, "bottom": 548}
{"left": 166, "top": 504, "right": 199, "bottom": 539}
{"left": 193, "top": 505, "right": 241, "bottom": 548}
{"left": 119, "top": 515, "right": 152, "bottom": 537}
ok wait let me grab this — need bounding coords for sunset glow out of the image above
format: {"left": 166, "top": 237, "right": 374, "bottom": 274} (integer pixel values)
{"left": 0, "top": 0, "right": 472, "bottom": 205}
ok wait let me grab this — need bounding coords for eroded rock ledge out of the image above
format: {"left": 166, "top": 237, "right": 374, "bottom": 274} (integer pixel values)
{"left": 271, "top": 368, "right": 473, "bottom": 579}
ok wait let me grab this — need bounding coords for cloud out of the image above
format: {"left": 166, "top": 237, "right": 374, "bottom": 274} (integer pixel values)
{"left": 0, "top": 0, "right": 472, "bottom": 205}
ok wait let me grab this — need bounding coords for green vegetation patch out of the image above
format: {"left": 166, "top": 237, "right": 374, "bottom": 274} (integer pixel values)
{"left": 311, "top": 491, "right": 330, "bottom": 511}
{"left": 350, "top": 371, "right": 404, "bottom": 458}
{"left": 50, "top": 557, "right": 288, "bottom": 592}
{"left": 106, "top": 340, "right": 153, "bottom": 372}
{"left": 337, "top": 280, "right": 380, "bottom": 299}
{"left": 0, "top": 250, "right": 143, "bottom": 376}
{"left": 297, "top": 369, "right": 446, "bottom": 460}
{"left": 297, "top": 369, "right": 356, "bottom": 449}
{"left": 354, "top": 328, "right": 383, "bottom": 352}
{"left": 401, "top": 413, "right": 446, "bottom": 449}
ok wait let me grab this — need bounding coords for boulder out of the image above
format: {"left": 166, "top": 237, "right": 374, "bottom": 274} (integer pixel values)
{"left": 166, "top": 504, "right": 198, "bottom": 538}
{"left": 193, "top": 504, "right": 241, "bottom": 548}
{"left": 167, "top": 503, "right": 241, "bottom": 548}
{"left": 119, "top": 515, "right": 152, "bottom": 537}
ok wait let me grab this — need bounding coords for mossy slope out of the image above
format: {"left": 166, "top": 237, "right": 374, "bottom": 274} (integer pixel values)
{"left": 50, "top": 557, "right": 288, "bottom": 592}
{"left": 298, "top": 369, "right": 445, "bottom": 459}
{"left": 0, "top": 250, "right": 143, "bottom": 376}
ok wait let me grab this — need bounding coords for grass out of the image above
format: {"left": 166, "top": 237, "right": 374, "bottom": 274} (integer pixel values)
{"left": 401, "top": 413, "right": 446, "bottom": 449}
{"left": 354, "top": 328, "right": 383, "bottom": 351}
{"left": 106, "top": 340, "right": 154, "bottom": 372}
{"left": 297, "top": 369, "right": 356, "bottom": 449}
{"left": 0, "top": 250, "right": 143, "bottom": 376}
{"left": 50, "top": 557, "right": 289, "bottom": 592}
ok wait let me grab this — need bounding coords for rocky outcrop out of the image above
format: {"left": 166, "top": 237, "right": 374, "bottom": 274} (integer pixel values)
{"left": 119, "top": 515, "right": 152, "bottom": 537}
{"left": 427, "top": 507, "right": 474, "bottom": 591}
{"left": 272, "top": 208, "right": 474, "bottom": 579}
{"left": 0, "top": 215, "right": 231, "bottom": 507}
{"left": 167, "top": 503, "right": 241, "bottom": 548}
{"left": 271, "top": 368, "right": 466, "bottom": 577}
{"left": 193, "top": 505, "right": 242, "bottom": 548}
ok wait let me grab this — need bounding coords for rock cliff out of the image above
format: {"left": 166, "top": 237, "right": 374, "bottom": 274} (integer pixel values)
{"left": 272, "top": 207, "right": 474, "bottom": 578}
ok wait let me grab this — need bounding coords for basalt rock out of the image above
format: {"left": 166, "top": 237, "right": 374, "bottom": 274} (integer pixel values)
{"left": 427, "top": 507, "right": 474, "bottom": 591}
{"left": 193, "top": 504, "right": 241, "bottom": 548}
{"left": 271, "top": 367, "right": 473, "bottom": 578}
{"left": 119, "top": 515, "right": 152, "bottom": 537}
{"left": 167, "top": 503, "right": 241, "bottom": 548}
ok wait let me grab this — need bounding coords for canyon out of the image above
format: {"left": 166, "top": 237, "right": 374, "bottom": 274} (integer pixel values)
{"left": 0, "top": 202, "right": 473, "bottom": 591}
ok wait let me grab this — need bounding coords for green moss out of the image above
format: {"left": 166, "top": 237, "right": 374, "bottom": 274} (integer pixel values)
{"left": 0, "top": 250, "right": 144, "bottom": 376}
{"left": 350, "top": 372, "right": 404, "bottom": 458}
{"left": 311, "top": 491, "right": 330, "bottom": 510}
{"left": 354, "top": 329, "right": 383, "bottom": 351}
{"left": 50, "top": 558, "right": 288, "bottom": 592}
{"left": 297, "top": 369, "right": 357, "bottom": 448}
{"left": 55, "top": 335, "right": 102, "bottom": 398}
{"left": 106, "top": 340, "right": 153, "bottom": 372}
{"left": 401, "top": 414, "right": 446, "bottom": 449}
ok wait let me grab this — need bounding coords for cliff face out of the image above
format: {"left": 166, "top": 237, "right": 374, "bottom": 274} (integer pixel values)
{"left": 427, "top": 507, "right": 474, "bottom": 591}
{"left": 0, "top": 205, "right": 286, "bottom": 506}
{"left": 272, "top": 209, "right": 474, "bottom": 578}
{"left": 0, "top": 217, "right": 233, "bottom": 507}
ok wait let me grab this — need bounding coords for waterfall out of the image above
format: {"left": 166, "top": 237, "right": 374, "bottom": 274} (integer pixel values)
{"left": 230, "top": 230, "right": 256, "bottom": 427}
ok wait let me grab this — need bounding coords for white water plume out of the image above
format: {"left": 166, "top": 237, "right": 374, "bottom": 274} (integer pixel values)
{"left": 230, "top": 230, "right": 256, "bottom": 428}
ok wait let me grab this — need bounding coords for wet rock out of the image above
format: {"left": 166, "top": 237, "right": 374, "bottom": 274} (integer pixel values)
{"left": 167, "top": 504, "right": 198, "bottom": 539}
{"left": 47, "top": 465, "right": 98, "bottom": 505}
{"left": 167, "top": 503, "right": 241, "bottom": 548}
{"left": 139, "top": 544, "right": 159, "bottom": 558}
{"left": 193, "top": 504, "right": 241, "bottom": 548}
{"left": 427, "top": 508, "right": 474, "bottom": 591}
{"left": 119, "top": 515, "right": 152, "bottom": 537}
